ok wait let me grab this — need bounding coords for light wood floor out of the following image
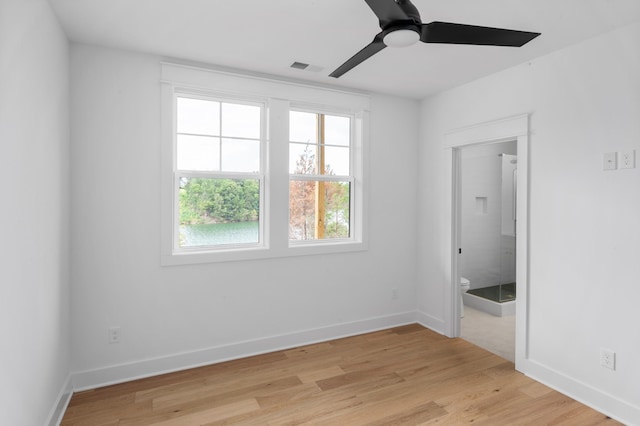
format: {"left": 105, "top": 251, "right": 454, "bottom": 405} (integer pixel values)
{"left": 61, "top": 324, "right": 619, "bottom": 425}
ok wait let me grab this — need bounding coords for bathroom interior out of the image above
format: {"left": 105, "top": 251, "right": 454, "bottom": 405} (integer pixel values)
{"left": 459, "top": 140, "right": 517, "bottom": 361}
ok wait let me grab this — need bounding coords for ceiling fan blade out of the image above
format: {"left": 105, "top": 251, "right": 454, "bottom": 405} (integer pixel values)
{"left": 329, "top": 33, "right": 386, "bottom": 78}
{"left": 364, "top": 0, "right": 411, "bottom": 27}
{"left": 421, "top": 21, "right": 540, "bottom": 47}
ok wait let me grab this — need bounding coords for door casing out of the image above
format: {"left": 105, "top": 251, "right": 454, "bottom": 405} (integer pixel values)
{"left": 443, "top": 114, "right": 530, "bottom": 371}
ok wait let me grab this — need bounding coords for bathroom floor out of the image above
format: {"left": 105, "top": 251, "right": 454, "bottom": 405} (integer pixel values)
{"left": 461, "top": 305, "right": 515, "bottom": 362}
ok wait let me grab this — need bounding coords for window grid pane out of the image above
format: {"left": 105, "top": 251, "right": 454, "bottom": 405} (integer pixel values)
{"left": 289, "top": 142, "right": 317, "bottom": 174}
{"left": 289, "top": 111, "right": 317, "bottom": 144}
{"left": 221, "top": 138, "right": 261, "bottom": 173}
{"left": 221, "top": 103, "right": 261, "bottom": 139}
{"left": 177, "top": 135, "right": 220, "bottom": 171}
{"left": 324, "top": 146, "right": 349, "bottom": 176}
{"left": 324, "top": 115, "right": 350, "bottom": 146}
{"left": 177, "top": 97, "right": 220, "bottom": 135}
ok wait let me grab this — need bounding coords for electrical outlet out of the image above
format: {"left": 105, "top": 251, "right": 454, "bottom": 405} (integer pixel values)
{"left": 391, "top": 288, "right": 399, "bottom": 300}
{"left": 600, "top": 348, "right": 615, "bottom": 370}
{"left": 603, "top": 152, "right": 617, "bottom": 171}
{"left": 108, "top": 326, "right": 121, "bottom": 344}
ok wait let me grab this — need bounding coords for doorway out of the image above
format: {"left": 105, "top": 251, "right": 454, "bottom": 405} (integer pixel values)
{"left": 443, "top": 114, "right": 529, "bottom": 370}
{"left": 457, "top": 141, "right": 517, "bottom": 362}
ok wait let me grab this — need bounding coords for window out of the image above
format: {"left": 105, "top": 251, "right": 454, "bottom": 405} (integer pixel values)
{"left": 289, "top": 111, "right": 353, "bottom": 242}
{"left": 174, "top": 95, "right": 264, "bottom": 250}
{"left": 161, "top": 63, "right": 369, "bottom": 264}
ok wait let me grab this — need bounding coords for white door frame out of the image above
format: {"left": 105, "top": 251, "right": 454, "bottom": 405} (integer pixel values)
{"left": 442, "top": 114, "right": 530, "bottom": 370}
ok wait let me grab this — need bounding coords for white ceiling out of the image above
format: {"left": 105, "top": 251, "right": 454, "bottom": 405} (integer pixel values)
{"left": 48, "top": 0, "right": 640, "bottom": 99}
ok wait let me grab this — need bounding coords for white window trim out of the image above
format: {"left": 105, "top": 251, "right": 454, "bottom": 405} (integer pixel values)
{"left": 161, "top": 63, "right": 370, "bottom": 265}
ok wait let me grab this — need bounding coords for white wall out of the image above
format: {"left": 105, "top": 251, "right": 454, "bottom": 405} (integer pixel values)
{"left": 69, "top": 44, "right": 419, "bottom": 387}
{"left": 418, "top": 22, "right": 640, "bottom": 423}
{"left": 0, "top": 0, "right": 71, "bottom": 424}
{"left": 460, "top": 141, "right": 516, "bottom": 289}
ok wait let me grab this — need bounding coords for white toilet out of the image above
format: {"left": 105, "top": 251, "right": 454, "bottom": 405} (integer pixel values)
{"left": 460, "top": 277, "right": 470, "bottom": 318}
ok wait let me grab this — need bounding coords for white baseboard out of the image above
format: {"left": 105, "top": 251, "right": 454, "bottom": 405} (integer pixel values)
{"left": 415, "top": 309, "right": 446, "bottom": 335}
{"left": 47, "top": 375, "right": 73, "bottom": 426}
{"left": 520, "top": 358, "right": 640, "bottom": 425}
{"left": 72, "top": 311, "right": 417, "bottom": 391}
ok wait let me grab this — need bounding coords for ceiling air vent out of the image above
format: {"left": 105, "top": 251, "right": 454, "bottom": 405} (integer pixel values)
{"left": 290, "top": 62, "right": 324, "bottom": 72}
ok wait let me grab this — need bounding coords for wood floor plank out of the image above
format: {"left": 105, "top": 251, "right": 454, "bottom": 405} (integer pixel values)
{"left": 253, "top": 382, "right": 322, "bottom": 408}
{"left": 151, "top": 376, "right": 303, "bottom": 410}
{"left": 149, "top": 399, "right": 260, "bottom": 425}
{"left": 61, "top": 325, "right": 620, "bottom": 425}
{"left": 296, "top": 365, "right": 345, "bottom": 384}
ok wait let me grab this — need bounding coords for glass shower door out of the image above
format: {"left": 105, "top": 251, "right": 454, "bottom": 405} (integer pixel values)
{"left": 499, "top": 154, "right": 517, "bottom": 302}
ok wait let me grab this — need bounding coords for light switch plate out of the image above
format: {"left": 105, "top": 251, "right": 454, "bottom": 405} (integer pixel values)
{"left": 620, "top": 150, "right": 635, "bottom": 169}
{"left": 603, "top": 152, "right": 617, "bottom": 171}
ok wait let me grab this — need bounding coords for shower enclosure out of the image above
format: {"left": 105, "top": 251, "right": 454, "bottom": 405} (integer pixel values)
{"left": 460, "top": 142, "right": 517, "bottom": 316}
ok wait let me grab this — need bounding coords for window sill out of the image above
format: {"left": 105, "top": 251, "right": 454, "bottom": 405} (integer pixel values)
{"left": 161, "top": 240, "right": 368, "bottom": 266}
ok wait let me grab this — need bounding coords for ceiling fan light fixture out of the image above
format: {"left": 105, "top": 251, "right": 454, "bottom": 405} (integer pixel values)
{"left": 383, "top": 28, "right": 420, "bottom": 47}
